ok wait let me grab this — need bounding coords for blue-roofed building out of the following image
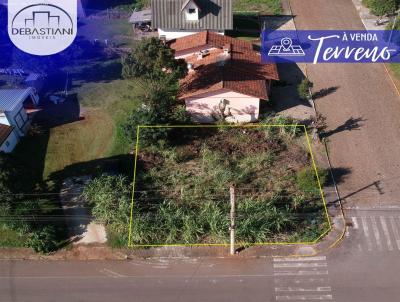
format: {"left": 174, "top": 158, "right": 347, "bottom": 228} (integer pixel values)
{"left": 0, "top": 87, "right": 39, "bottom": 152}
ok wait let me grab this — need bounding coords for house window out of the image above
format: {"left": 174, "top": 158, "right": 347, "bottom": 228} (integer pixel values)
{"left": 5, "top": 141, "right": 9, "bottom": 147}
{"left": 14, "top": 108, "right": 28, "bottom": 131}
{"left": 188, "top": 8, "right": 196, "bottom": 14}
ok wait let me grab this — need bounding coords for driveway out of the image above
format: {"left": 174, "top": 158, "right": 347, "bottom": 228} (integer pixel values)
{"left": 289, "top": 0, "right": 400, "bottom": 206}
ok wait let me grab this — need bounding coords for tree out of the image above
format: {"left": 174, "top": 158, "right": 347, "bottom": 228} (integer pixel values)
{"left": 364, "top": 0, "right": 397, "bottom": 16}
{"left": 297, "top": 79, "right": 314, "bottom": 100}
{"left": 122, "top": 37, "right": 187, "bottom": 89}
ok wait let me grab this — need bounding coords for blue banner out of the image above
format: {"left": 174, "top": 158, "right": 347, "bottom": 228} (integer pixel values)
{"left": 261, "top": 30, "right": 400, "bottom": 63}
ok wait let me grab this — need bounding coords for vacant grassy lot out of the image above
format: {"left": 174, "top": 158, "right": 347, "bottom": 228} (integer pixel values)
{"left": 233, "top": 0, "right": 282, "bottom": 14}
{"left": 130, "top": 123, "right": 329, "bottom": 246}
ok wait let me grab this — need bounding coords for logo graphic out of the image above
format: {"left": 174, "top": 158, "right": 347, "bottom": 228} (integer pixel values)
{"left": 262, "top": 30, "right": 400, "bottom": 64}
{"left": 8, "top": 1, "right": 77, "bottom": 56}
{"left": 268, "top": 37, "right": 305, "bottom": 57}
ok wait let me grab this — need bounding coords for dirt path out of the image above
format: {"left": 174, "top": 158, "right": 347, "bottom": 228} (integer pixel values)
{"left": 289, "top": 0, "right": 400, "bottom": 206}
{"left": 60, "top": 176, "right": 107, "bottom": 244}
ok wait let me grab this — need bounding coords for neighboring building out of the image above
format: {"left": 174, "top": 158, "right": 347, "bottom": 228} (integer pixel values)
{"left": 151, "top": 0, "right": 233, "bottom": 40}
{"left": 129, "top": 9, "right": 152, "bottom": 29}
{"left": 0, "top": 124, "right": 18, "bottom": 153}
{"left": 0, "top": 88, "right": 39, "bottom": 152}
{"left": 168, "top": 31, "right": 279, "bottom": 123}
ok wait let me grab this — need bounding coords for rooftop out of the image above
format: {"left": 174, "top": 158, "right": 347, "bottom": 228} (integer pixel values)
{"left": 169, "top": 31, "right": 279, "bottom": 100}
{"left": 151, "top": 0, "right": 233, "bottom": 30}
{"left": 129, "top": 9, "right": 152, "bottom": 24}
{"left": 0, "top": 88, "right": 32, "bottom": 112}
{"left": 0, "top": 123, "right": 13, "bottom": 146}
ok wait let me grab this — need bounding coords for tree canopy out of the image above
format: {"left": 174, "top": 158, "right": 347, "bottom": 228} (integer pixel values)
{"left": 122, "top": 37, "right": 188, "bottom": 85}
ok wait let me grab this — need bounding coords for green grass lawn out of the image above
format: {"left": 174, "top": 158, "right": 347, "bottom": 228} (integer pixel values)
{"left": 389, "top": 63, "right": 400, "bottom": 79}
{"left": 41, "top": 18, "right": 141, "bottom": 180}
{"left": 14, "top": 17, "right": 140, "bottom": 186}
{"left": 0, "top": 226, "right": 27, "bottom": 248}
{"left": 78, "top": 18, "right": 135, "bottom": 48}
{"left": 233, "top": 0, "right": 282, "bottom": 14}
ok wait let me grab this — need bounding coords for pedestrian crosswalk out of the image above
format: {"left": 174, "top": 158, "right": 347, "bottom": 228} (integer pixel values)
{"left": 348, "top": 216, "right": 400, "bottom": 252}
{"left": 273, "top": 256, "right": 333, "bottom": 301}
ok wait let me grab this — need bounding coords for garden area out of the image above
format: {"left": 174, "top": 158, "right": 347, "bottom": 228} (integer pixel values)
{"left": 127, "top": 122, "right": 329, "bottom": 246}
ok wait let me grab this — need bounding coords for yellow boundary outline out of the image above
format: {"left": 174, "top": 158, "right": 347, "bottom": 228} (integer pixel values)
{"left": 128, "top": 124, "right": 332, "bottom": 248}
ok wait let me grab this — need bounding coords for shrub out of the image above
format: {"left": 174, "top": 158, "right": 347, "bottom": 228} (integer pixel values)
{"left": 83, "top": 175, "right": 131, "bottom": 230}
{"left": 296, "top": 167, "right": 327, "bottom": 196}
{"left": 123, "top": 107, "right": 170, "bottom": 147}
{"left": 364, "top": 0, "right": 397, "bottom": 16}
{"left": 171, "top": 105, "right": 193, "bottom": 124}
{"left": 298, "top": 78, "right": 313, "bottom": 100}
{"left": 27, "top": 226, "right": 58, "bottom": 254}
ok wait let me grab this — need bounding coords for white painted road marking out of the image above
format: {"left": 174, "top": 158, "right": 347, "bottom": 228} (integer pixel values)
{"left": 275, "top": 287, "right": 331, "bottom": 292}
{"left": 276, "top": 295, "right": 333, "bottom": 300}
{"left": 273, "top": 257, "right": 326, "bottom": 262}
{"left": 351, "top": 216, "right": 359, "bottom": 229}
{"left": 100, "top": 269, "right": 125, "bottom": 278}
{"left": 274, "top": 270, "right": 329, "bottom": 276}
{"left": 380, "top": 216, "right": 394, "bottom": 251}
{"left": 371, "top": 216, "right": 383, "bottom": 251}
{"left": 274, "top": 263, "right": 327, "bottom": 268}
{"left": 273, "top": 256, "right": 333, "bottom": 301}
{"left": 390, "top": 216, "right": 400, "bottom": 250}
{"left": 361, "top": 216, "right": 373, "bottom": 251}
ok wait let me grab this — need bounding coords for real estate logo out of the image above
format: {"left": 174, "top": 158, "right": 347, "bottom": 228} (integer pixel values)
{"left": 8, "top": 0, "right": 77, "bottom": 56}
{"left": 262, "top": 30, "right": 400, "bottom": 64}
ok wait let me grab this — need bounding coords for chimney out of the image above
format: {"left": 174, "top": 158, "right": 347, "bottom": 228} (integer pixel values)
{"left": 160, "top": 35, "right": 167, "bottom": 44}
{"left": 187, "top": 63, "right": 194, "bottom": 73}
{"left": 223, "top": 43, "right": 231, "bottom": 55}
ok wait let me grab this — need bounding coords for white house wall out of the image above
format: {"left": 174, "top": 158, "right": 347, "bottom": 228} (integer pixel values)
{"left": 5, "top": 103, "right": 30, "bottom": 137}
{"left": 185, "top": 89, "right": 260, "bottom": 123}
{"left": 0, "top": 130, "right": 19, "bottom": 153}
{"left": 0, "top": 113, "right": 9, "bottom": 126}
{"left": 158, "top": 29, "right": 224, "bottom": 41}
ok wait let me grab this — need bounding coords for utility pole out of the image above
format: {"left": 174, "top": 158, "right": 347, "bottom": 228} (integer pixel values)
{"left": 230, "top": 185, "right": 236, "bottom": 255}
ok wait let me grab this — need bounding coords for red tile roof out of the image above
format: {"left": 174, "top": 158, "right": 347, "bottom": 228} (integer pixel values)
{"left": 179, "top": 64, "right": 268, "bottom": 99}
{"left": 0, "top": 124, "right": 13, "bottom": 147}
{"left": 169, "top": 31, "right": 254, "bottom": 54}
{"left": 170, "top": 31, "right": 279, "bottom": 100}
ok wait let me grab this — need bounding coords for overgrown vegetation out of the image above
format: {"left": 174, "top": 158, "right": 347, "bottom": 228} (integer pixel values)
{"left": 121, "top": 38, "right": 190, "bottom": 146}
{"left": 298, "top": 79, "right": 314, "bottom": 100}
{"left": 130, "top": 122, "right": 328, "bottom": 245}
{"left": 233, "top": 0, "right": 282, "bottom": 14}
{"left": 0, "top": 153, "right": 64, "bottom": 252}
{"left": 84, "top": 117, "right": 328, "bottom": 247}
{"left": 363, "top": 0, "right": 398, "bottom": 16}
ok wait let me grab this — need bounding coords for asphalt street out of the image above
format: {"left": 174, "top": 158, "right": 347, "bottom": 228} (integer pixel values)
{"left": 289, "top": 0, "right": 400, "bottom": 206}
{"left": 2, "top": 208, "right": 400, "bottom": 302}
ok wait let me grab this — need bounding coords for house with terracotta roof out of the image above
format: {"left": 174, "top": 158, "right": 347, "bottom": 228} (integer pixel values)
{"left": 168, "top": 31, "right": 279, "bottom": 123}
{"left": 151, "top": 0, "right": 233, "bottom": 41}
{"left": 0, "top": 124, "right": 18, "bottom": 153}
{"left": 0, "top": 88, "right": 40, "bottom": 153}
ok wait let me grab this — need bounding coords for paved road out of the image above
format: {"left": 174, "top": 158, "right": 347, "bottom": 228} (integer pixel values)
{"left": 2, "top": 212, "right": 400, "bottom": 302}
{"left": 289, "top": 0, "right": 400, "bottom": 206}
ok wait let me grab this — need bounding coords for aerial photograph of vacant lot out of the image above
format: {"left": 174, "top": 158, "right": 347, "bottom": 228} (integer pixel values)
{"left": 129, "top": 124, "right": 329, "bottom": 246}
